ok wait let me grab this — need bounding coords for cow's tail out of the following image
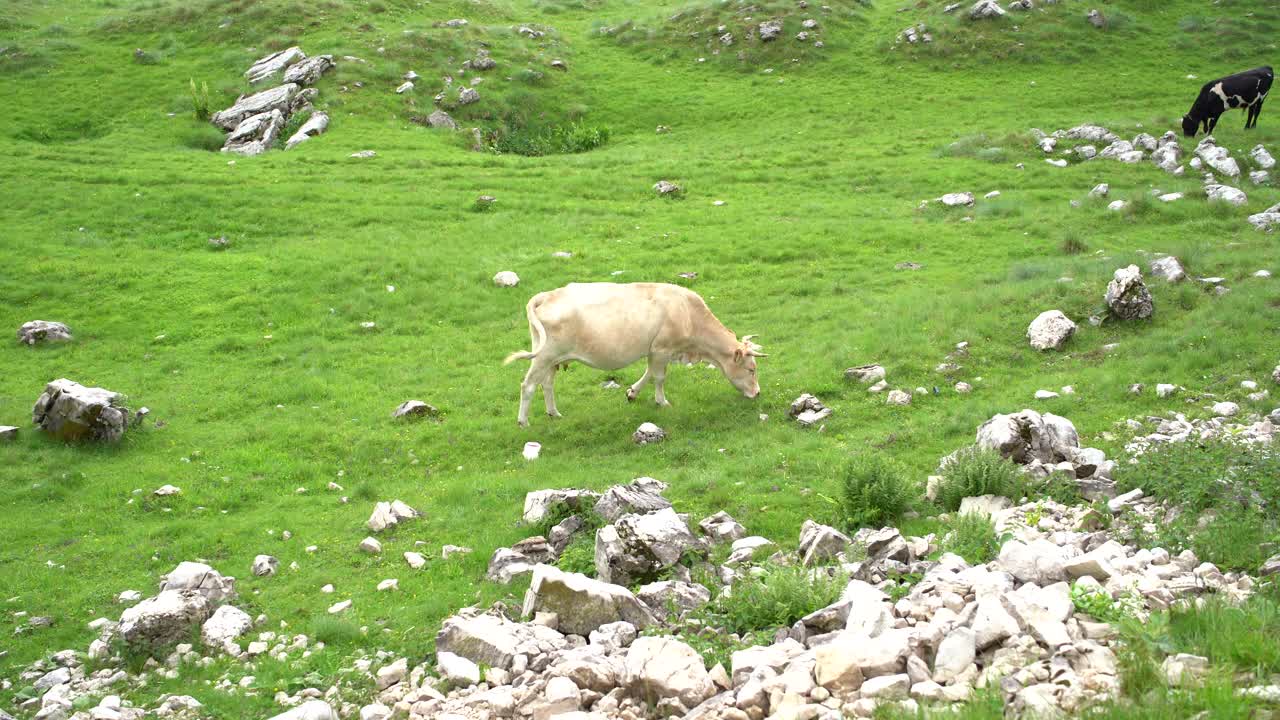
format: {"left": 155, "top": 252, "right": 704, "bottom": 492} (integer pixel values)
{"left": 503, "top": 294, "right": 548, "bottom": 365}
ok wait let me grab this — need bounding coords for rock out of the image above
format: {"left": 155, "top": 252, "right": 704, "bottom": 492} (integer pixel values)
{"left": 435, "top": 610, "right": 567, "bottom": 670}
{"left": 1105, "top": 265, "right": 1154, "bottom": 320}
{"left": 0, "top": 426, "right": 17, "bottom": 442}
{"left": 1196, "top": 137, "right": 1242, "bottom": 177}
{"left": 487, "top": 537, "right": 553, "bottom": 584}
{"left": 1150, "top": 256, "right": 1186, "bottom": 282}
{"left": 789, "top": 393, "right": 832, "bottom": 427}
{"left": 654, "top": 180, "right": 682, "bottom": 195}
{"left": 1089, "top": 183, "right": 1109, "bottom": 198}
{"left": 939, "top": 192, "right": 975, "bottom": 207}
{"left": 1159, "top": 192, "right": 1184, "bottom": 202}
{"left": 1152, "top": 143, "right": 1182, "bottom": 172}
{"left": 375, "top": 657, "right": 407, "bottom": 690}
{"left": 818, "top": 629, "right": 911, "bottom": 681}
{"left": 1251, "top": 170, "right": 1270, "bottom": 185}
{"left": 955, "top": 382, "right": 972, "bottom": 393}
{"left": 118, "top": 591, "right": 212, "bottom": 653}
{"left": 366, "top": 500, "right": 419, "bottom": 532}
{"left": 438, "top": 651, "right": 481, "bottom": 687}
{"left": 1251, "top": 144, "right": 1276, "bottom": 169}
{"left": 861, "top": 674, "right": 910, "bottom": 700}
{"left": 1163, "top": 653, "right": 1209, "bottom": 687}
{"left": 266, "top": 701, "right": 339, "bottom": 720}
{"left": 1035, "top": 390, "right": 1059, "bottom": 399}
{"left": 1205, "top": 184, "right": 1248, "bottom": 206}
{"left": 1086, "top": 8, "right": 1105, "bottom": 27}
{"left": 998, "top": 539, "right": 1066, "bottom": 584}
{"left": 699, "top": 511, "right": 746, "bottom": 544}
{"left": 251, "top": 555, "right": 278, "bottom": 577}
{"left": 523, "top": 488, "right": 601, "bottom": 525}
{"left": 396, "top": 81, "right": 414, "bottom": 94}
{"left": 32, "top": 378, "right": 130, "bottom": 443}
{"left": 392, "top": 400, "right": 438, "bottom": 419}
{"left": 17, "top": 320, "right": 72, "bottom": 346}
{"left": 1248, "top": 207, "right": 1280, "bottom": 231}
{"left": 799, "top": 520, "right": 851, "bottom": 565}
{"left": 974, "top": 409, "right": 1079, "bottom": 465}
{"left": 493, "top": 271, "right": 520, "bottom": 287}
{"left": 154, "top": 484, "right": 181, "bottom": 496}
{"left": 758, "top": 19, "right": 784, "bottom": 41}
{"left": 840, "top": 580, "right": 893, "bottom": 637}
{"left": 1108, "top": 200, "right": 1128, "bottom": 211}
{"left": 457, "top": 86, "right": 480, "bottom": 104}
{"left": 1211, "top": 401, "right": 1239, "bottom": 417}
{"left": 350, "top": 150, "right": 376, "bottom": 159}
{"left": 1027, "top": 310, "right": 1076, "bottom": 351}
{"left": 886, "top": 390, "right": 912, "bottom": 406}
{"left": 726, "top": 536, "right": 776, "bottom": 565}
{"left": 201, "top": 605, "right": 252, "bottom": 647}
{"left": 972, "top": 596, "right": 1020, "bottom": 649}
{"left": 405, "top": 552, "right": 426, "bottom": 569}
{"left": 283, "top": 55, "right": 333, "bottom": 87}
{"left": 595, "top": 507, "right": 697, "bottom": 585}
{"left": 212, "top": 83, "right": 299, "bottom": 130}
{"left": 160, "top": 561, "right": 236, "bottom": 603}
{"left": 327, "top": 599, "right": 352, "bottom": 614}
{"left": 1156, "top": 383, "right": 1178, "bottom": 398}
{"left": 594, "top": 478, "right": 670, "bottom": 522}
{"left": 632, "top": 422, "right": 666, "bottom": 444}
{"left": 284, "top": 111, "right": 329, "bottom": 150}
{"left": 959, "top": 495, "right": 1012, "bottom": 517}
{"left": 424, "top": 110, "right": 457, "bottom": 130}
{"left": 623, "top": 636, "right": 716, "bottom": 708}
{"left": 246, "top": 47, "right": 306, "bottom": 84}
{"left": 360, "top": 537, "right": 383, "bottom": 554}
{"left": 969, "top": 0, "right": 1006, "bottom": 18}
{"left": 637, "top": 581, "right": 711, "bottom": 619}
{"left": 590, "top": 620, "right": 639, "bottom": 652}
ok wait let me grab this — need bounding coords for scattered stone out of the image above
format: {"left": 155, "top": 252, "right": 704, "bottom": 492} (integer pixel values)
{"left": 632, "top": 422, "right": 666, "bottom": 444}
{"left": 939, "top": 192, "right": 975, "bottom": 207}
{"left": 251, "top": 555, "right": 278, "bottom": 577}
{"left": 396, "top": 81, "right": 415, "bottom": 94}
{"left": 789, "top": 393, "right": 832, "bottom": 427}
{"left": 392, "top": 400, "right": 439, "bottom": 419}
{"left": 1205, "top": 183, "right": 1248, "bottom": 206}
{"left": 1108, "top": 200, "right": 1127, "bottom": 211}
{"left": 886, "top": 389, "right": 912, "bottom": 405}
{"left": 1211, "top": 401, "right": 1239, "bottom": 417}
{"left": 359, "top": 537, "right": 383, "bottom": 554}
{"left": 201, "top": 605, "right": 253, "bottom": 647}
{"left": 350, "top": 150, "right": 377, "bottom": 158}
{"left": 969, "top": 0, "right": 1007, "bottom": 18}
{"left": 423, "top": 109, "right": 457, "bottom": 130}
{"left": 623, "top": 636, "right": 716, "bottom": 708}
{"left": 1149, "top": 256, "right": 1186, "bottom": 282}
{"left": 654, "top": 180, "right": 682, "bottom": 195}
{"left": 1089, "top": 183, "right": 1109, "bottom": 198}
{"left": 493, "top": 270, "right": 520, "bottom": 287}
{"left": 758, "top": 19, "right": 784, "bottom": 41}
{"left": 845, "top": 365, "right": 886, "bottom": 384}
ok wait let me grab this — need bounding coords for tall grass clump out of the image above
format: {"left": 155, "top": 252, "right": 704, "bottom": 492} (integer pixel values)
{"left": 189, "top": 78, "right": 211, "bottom": 121}
{"left": 838, "top": 453, "right": 913, "bottom": 531}
{"left": 704, "top": 565, "right": 843, "bottom": 636}
{"left": 935, "top": 447, "right": 1025, "bottom": 511}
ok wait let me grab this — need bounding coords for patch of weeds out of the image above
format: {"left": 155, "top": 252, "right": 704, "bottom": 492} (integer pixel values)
{"left": 935, "top": 133, "right": 1017, "bottom": 162}
{"left": 1060, "top": 230, "right": 1088, "bottom": 255}
{"left": 553, "top": 534, "right": 596, "bottom": 576}
{"left": 1034, "top": 471, "right": 1084, "bottom": 506}
{"left": 941, "top": 512, "right": 1002, "bottom": 564}
{"left": 274, "top": 108, "right": 312, "bottom": 149}
{"left": 701, "top": 564, "right": 842, "bottom": 636}
{"left": 489, "top": 122, "right": 610, "bottom": 156}
{"left": 837, "top": 452, "right": 913, "bottom": 531}
{"left": 1071, "top": 584, "right": 1143, "bottom": 624}
{"left": 883, "top": 571, "right": 921, "bottom": 602}
{"left": 178, "top": 124, "right": 226, "bottom": 152}
{"left": 934, "top": 447, "right": 1025, "bottom": 511}
{"left": 1115, "top": 612, "right": 1175, "bottom": 698}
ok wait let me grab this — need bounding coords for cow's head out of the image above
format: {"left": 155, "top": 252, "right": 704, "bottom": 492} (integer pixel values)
{"left": 1181, "top": 114, "right": 1199, "bottom": 138}
{"left": 721, "top": 335, "right": 766, "bottom": 399}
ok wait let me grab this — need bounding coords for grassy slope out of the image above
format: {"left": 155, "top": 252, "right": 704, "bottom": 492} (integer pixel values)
{"left": 1, "top": 0, "right": 1279, "bottom": 714}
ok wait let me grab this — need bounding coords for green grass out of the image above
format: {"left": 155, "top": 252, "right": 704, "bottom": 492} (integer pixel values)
{"left": 940, "top": 512, "right": 1002, "bottom": 565}
{"left": 3, "top": 0, "right": 1280, "bottom": 715}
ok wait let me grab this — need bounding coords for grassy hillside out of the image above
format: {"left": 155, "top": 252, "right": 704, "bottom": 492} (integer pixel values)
{"left": 1, "top": 0, "right": 1278, "bottom": 715}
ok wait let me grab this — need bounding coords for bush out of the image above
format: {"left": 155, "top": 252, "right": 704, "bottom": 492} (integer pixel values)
{"left": 935, "top": 447, "right": 1025, "bottom": 511}
{"left": 704, "top": 565, "right": 842, "bottom": 636}
{"left": 942, "top": 512, "right": 1001, "bottom": 564}
{"left": 839, "top": 453, "right": 913, "bottom": 531}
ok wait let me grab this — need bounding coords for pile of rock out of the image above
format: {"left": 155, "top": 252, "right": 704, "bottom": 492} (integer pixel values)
{"left": 211, "top": 47, "right": 335, "bottom": 155}
{"left": 1122, "top": 410, "right": 1278, "bottom": 458}
{"left": 789, "top": 393, "right": 832, "bottom": 427}
{"left": 367, "top": 500, "right": 421, "bottom": 532}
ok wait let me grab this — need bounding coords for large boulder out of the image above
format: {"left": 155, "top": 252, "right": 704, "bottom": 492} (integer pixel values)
{"left": 798, "top": 520, "right": 851, "bottom": 565}
{"left": 623, "top": 636, "right": 716, "bottom": 709}
{"left": 32, "top": 378, "right": 129, "bottom": 443}
{"left": 975, "top": 410, "right": 1079, "bottom": 465}
{"left": 636, "top": 581, "right": 711, "bottom": 619}
{"left": 1195, "top": 137, "right": 1241, "bottom": 177}
{"left": 523, "top": 488, "right": 601, "bottom": 525}
{"left": 118, "top": 590, "right": 213, "bottom": 652}
{"left": 1027, "top": 310, "right": 1076, "bottom": 351}
{"left": 201, "top": 605, "right": 253, "bottom": 647}
{"left": 160, "top": 561, "right": 237, "bottom": 603}
{"left": 245, "top": 47, "right": 306, "bottom": 84}
{"left": 1206, "top": 183, "right": 1248, "bottom": 206}
{"left": 282, "top": 55, "right": 334, "bottom": 86}
{"left": 17, "top": 321, "right": 72, "bottom": 346}
{"left": 223, "top": 109, "right": 287, "bottom": 156}
{"left": 595, "top": 508, "right": 698, "bottom": 585}
{"left": 997, "top": 539, "right": 1067, "bottom": 585}
{"left": 523, "top": 564, "right": 656, "bottom": 635}
{"left": 435, "top": 612, "right": 567, "bottom": 670}
{"left": 211, "top": 83, "right": 300, "bottom": 130}
{"left": 424, "top": 109, "right": 458, "bottom": 130}
{"left": 594, "top": 478, "right": 671, "bottom": 521}
{"left": 1105, "top": 265, "right": 1154, "bottom": 320}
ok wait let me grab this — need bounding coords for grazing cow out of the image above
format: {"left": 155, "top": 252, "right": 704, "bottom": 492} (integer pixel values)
{"left": 504, "top": 282, "right": 765, "bottom": 426}
{"left": 1182, "top": 66, "right": 1273, "bottom": 137}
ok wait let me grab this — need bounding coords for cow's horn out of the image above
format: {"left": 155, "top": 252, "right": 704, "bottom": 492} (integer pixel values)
{"left": 742, "top": 334, "right": 758, "bottom": 343}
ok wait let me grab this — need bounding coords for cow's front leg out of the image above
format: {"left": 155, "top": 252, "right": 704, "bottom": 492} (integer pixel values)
{"left": 627, "top": 367, "right": 652, "bottom": 402}
{"left": 651, "top": 359, "right": 671, "bottom": 407}
{"left": 543, "top": 366, "right": 562, "bottom": 418}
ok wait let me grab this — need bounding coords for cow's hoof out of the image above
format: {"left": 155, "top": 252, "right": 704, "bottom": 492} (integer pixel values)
{"left": 547, "top": 411, "right": 562, "bottom": 419}
{"left": 626, "top": 390, "right": 638, "bottom": 402}
{"left": 517, "top": 419, "right": 529, "bottom": 428}
{"left": 656, "top": 400, "right": 672, "bottom": 408}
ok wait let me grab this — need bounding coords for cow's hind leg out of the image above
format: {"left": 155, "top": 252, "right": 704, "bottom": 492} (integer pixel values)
{"left": 518, "top": 358, "right": 554, "bottom": 426}
{"left": 627, "top": 367, "right": 653, "bottom": 402}
{"left": 543, "top": 366, "right": 563, "bottom": 418}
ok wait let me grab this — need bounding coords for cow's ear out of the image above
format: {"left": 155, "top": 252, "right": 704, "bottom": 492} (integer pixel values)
{"left": 733, "top": 348, "right": 744, "bottom": 364}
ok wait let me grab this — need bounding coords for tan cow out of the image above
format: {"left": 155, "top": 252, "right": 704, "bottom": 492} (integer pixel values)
{"left": 504, "top": 282, "right": 766, "bottom": 426}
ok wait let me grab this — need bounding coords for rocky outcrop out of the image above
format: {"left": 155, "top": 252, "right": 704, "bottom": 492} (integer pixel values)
{"left": 594, "top": 478, "right": 671, "bottom": 522}
{"left": 595, "top": 507, "right": 698, "bottom": 585}
{"left": 118, "top": 591, "right": 213, "bottom": 653}
{"left": 246, "top": 47, "right": 306, "bottom": 85}
{"left": 212, "top": 84, "right": 299, "bottom": 130}
{"left": 285, "top": 111, "right": 329, "bottom": 150}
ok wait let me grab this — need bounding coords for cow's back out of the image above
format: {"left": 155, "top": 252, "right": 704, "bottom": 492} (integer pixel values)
{"left": 534, "top": 283, "right": 702, "bottom": 367}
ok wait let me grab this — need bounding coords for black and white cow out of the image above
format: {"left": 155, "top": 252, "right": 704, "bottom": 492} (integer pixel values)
{"left": 1182, "top": 66, "right": 1274, "bottom": 137}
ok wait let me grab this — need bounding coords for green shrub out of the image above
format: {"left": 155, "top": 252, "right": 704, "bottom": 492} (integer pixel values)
{"left": 942, "top": 512, "right": 1001, "bottom": 564}
{"left": 935, "top": 447, "right": 1025, "bottom": 511}
{"left": 554, "top": 534, "right": 596, "bottom": 577}
{"left": 1117, "top": 441, "right": 1280, "bottom": 514}
{"left": 1166, "top": 594, "right": 1280, "bottom": 676}
{"left": 703, "top": 565, "right": 842, "bottom": 636}
{"left": 839, "top": 453, "right": 913, "bottom": 531}
{"left": 1071, "top": 585, "right": 1142, "bottom": 624}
